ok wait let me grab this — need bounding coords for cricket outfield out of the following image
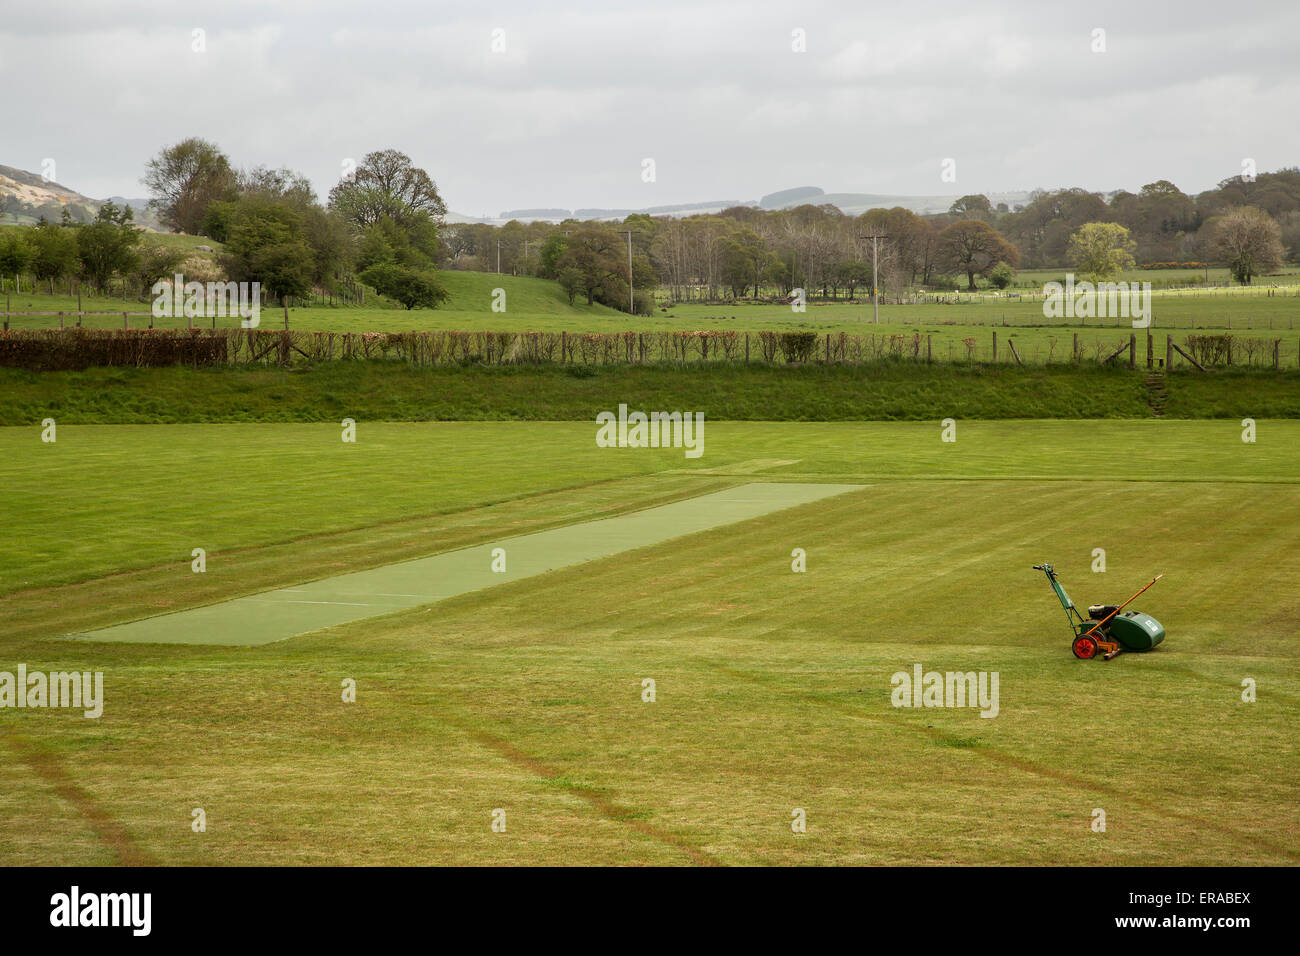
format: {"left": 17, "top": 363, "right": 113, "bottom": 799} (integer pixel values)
{"left": 0, "top": 420, "right": 1296, "bottom": 865}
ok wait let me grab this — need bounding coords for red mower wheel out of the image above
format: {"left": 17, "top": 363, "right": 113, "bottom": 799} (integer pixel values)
{"left": 1072, "top": 635, "right": 1100, "bottom": 660}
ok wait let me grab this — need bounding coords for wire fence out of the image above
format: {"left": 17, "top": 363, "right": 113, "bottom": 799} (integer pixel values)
{"left": 2, "top": 327, "right": 1297, "bottom": 372}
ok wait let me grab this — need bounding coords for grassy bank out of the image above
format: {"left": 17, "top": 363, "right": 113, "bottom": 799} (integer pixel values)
{"left": 2, "top": 362, "right": 1298, "bottom": 425}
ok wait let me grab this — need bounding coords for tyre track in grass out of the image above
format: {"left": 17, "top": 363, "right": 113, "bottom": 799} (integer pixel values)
{"left": 700, "top": 660, "right": 1300, "bottom": 862}
{"left": 0, "top": 728, "right": 155, "bottom": 865}
{"left": 437, "top": 712, "right": 717, "bottom": 866}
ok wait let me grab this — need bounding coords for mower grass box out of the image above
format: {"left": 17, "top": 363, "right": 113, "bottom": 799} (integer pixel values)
{"left": 1107, "top": 610, "right": 1165, "bottom": 652}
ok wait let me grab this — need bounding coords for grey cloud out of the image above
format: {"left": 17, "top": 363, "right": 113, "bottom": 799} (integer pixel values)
{"left": 4, "top": 0, "right": 1297, "bottom": 214}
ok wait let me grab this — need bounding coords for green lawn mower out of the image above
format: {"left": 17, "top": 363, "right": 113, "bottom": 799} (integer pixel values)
{"left": 1033, "top": 564, "right": 1166, "bottom": 660}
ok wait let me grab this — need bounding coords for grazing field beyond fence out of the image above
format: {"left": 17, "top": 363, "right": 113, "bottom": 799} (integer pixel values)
{"left": 3, "top": 326, "right": 1298, "bottom": 371}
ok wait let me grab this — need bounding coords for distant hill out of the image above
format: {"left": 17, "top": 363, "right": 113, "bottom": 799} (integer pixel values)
{"left": 451, "top": 186, "right": 1037, "bottom": 225}
{"left": 759, "top": 186, "right": 824, "bottom": 208}
{"left": 0, "top": 163, "right": 100, "bottom": 224}
{"left": 494, "top": 199, "right": 754, "bottom": 223}
{"left": 0, "top": 164, "right": 162, "bottom": 228}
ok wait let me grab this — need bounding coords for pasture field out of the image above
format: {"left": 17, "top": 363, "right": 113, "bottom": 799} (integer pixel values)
{"left": 0, "top": 270, "right": 623, "bottom": 330}
{"left": 1014, "top": 265, "right": 1300, "bottom": 289}
{"left": 5, "top": 268, "right": 1300, "bottom": 341}
{"left": 1, "top": 421, "right": 1297, "bottom": 865}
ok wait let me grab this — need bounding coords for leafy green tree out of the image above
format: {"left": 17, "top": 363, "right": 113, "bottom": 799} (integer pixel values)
{"left": 72, "top": 202, "right": 143, "bottom": 293}
{"left": 219, "top": 197, "right": 315, "bottom": 302}
{"left": 297, "top": 205, "right": 352, "bottom": 291}
{"left": 1067, "top": 222, "right": 1137, "bottom": 281}
{"left": 988, "top": 261, "right": 1015, "bottom": 289}
{"left": 212, "top": 165, "right": 354, "bottom": 291}
{"left": 355, "top": 214, "right": 439, "bottom": 272}
{"left": 238, "top": 165, "right": 317, "bottom": 206}
{"left": 538, "top": 233, "right": 569, "bottom": 279}
{"left": 130, "top": 244, "right": 187, "bottom": 296}
{"left": 836, "top": 260, "right": 872, "bottom": 298}
{"left": 557, "top": 266, "right": 584, "bottom": 305}
{"left": 555, "top": 226, "right": 626, "bottom": 306}
{"left": 142, "top": 138, "right": 238, "bottom": 234}
{"left": 328, "top": 149, "right": 446, "bottom": 230}
{"left": 0, "top": 230, "right": 33, "bottom": 281}
{"left": 27, "top": 221, "right": 79, "bottom": 287}
{"left": 198, "top": 201, "right": 238, "bottom": 243}
{"left": 358, "top": 263, "right": 448, "bottom": 309}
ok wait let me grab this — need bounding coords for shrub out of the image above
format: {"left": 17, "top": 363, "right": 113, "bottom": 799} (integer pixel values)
{"left": 358, "top": 264, "right": 449, "bottom": 310}
{"left": 1185, "top": 334, "right": 1233, "bottom": 366}
{"left": 780, "top": 331, "right": 818, "bottom": 363}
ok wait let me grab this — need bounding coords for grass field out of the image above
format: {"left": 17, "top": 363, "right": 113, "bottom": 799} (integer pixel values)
{"left": 1013, "top": 265, "right": 1300, "bottom": 289}
{"left": 2, "top": 421, "right": 1297, "bottom": 865}
{"left": 6, "top": 268, "right": 1300, "bottom": 335}
{"left": 0, "top": 270, "right": 623, "bottom": 330}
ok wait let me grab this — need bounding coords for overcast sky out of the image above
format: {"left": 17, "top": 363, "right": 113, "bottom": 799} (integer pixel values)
{"left": 5, "top": 0, "right": 1298, "bottom": 216}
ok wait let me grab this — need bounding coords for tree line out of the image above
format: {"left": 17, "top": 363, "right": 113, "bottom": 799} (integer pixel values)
{"left": 0, "top": 139, "right": 458, "bottom": 310}
{"left": 1, "top": 143, "right": 1294, "bottom": 313}
{"left": 447, "top": 171, "right": 1299, "bottom": 301}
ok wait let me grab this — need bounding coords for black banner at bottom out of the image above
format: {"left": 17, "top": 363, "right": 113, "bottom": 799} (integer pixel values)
{"left": 0, "top": 865, "right": 1281, "bottom": 943}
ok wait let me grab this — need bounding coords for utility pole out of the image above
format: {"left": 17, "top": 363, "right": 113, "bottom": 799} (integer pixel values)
{"left": 626, "top": 231, "right": 634, "bottom": 314}
{"left": 858, "top": 234, "right": 888, "bottom": 324}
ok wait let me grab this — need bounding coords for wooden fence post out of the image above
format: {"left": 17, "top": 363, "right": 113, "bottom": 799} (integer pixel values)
{"left": 745, "top": 332, "right": 749, "bottom": 363}
{"left": 1128, "top": 333, "right": 1135, "bottom": 369}
{"left": 927, "top": 334, "right": 932, "bottom": 363}
{"left": 1166, "top": 335, "right": 1173, "bottom": 370}
{"left": 1073, "top": 332, "right": 1079, "bottom": 362}
{"left": 992, "top": 330, "right": 997, "bottom": 362}
{"left": 1146, "top": 331, "right": 1152, "bottom": 369}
